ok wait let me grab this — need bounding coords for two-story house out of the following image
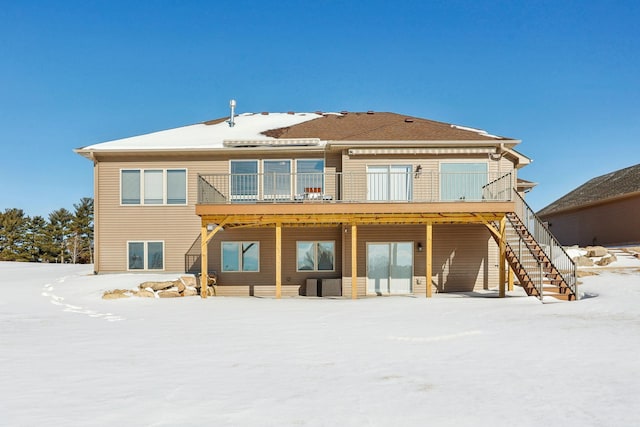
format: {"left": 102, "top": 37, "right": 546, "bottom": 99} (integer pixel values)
{"left": 75, "top": 108, "right": 577, "bottom": 301}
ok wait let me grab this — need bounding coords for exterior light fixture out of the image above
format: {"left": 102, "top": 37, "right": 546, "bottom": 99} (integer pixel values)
{"left": 417, "top": 242, "right": 423, "bottom": 252}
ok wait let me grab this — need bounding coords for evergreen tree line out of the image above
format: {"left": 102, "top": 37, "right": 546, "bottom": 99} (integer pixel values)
{"left": 0, "top": 197, "right": 94, "bottom": 264}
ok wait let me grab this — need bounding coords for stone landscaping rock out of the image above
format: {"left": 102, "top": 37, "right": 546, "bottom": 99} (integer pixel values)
{"left": 135, "top": 289, "right": 155, "bottom": 298}
{"left": 102, "top": 289, "right": 132, "bottom": 299}
{"left": 139, "top": 281, "right": 175, "bottom": 291}
{"left": 585, "top": 246, "right": 608, "bottom": 257}
{"left": 180, "top": 275, "right": 197, "bottom": 287}
{"left": 105, "top": 276, "right": 204, "bottom": 300}
{"left": 574, "top": 256, "right": 594, "bottom": 267}
{"left": 182, "top": 288, "right": 198, "bottom": 297}
{"left": 596, "top": 253, "right": 617, "bottom": 266}
{"left": 158, "top": 290, "right": 181, "bottom": 298}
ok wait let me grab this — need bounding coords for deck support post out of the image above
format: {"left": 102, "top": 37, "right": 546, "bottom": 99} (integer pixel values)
{"left": 508, "top": 266, "right": 514, "bottom": 291}
{"left": 275, "top": 222, "right": 282, "bottom": 299}
{"left": 351, "top": 223, "right": 358, "bottom": 299}
{"left": 426, "top": 222, "right": 433, "bottom": 298}
{"left": 200, "top": 221, "right": 225, "bottom": 299}
{"left": 499, "top": 215, "right": 507, "bottom": 298}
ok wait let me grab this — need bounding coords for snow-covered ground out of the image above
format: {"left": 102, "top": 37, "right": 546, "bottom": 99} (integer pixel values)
{"left": 2, "top": 260, "right": 640, "bottom": 426}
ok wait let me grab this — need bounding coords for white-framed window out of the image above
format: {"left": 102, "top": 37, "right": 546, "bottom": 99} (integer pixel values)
{"left": 230, "top": 160, "right": 259, "bottom": 201}
{"left": 222, "top": 241, "right": 260, "bottom": 272}
{"left": 367, "top": 165, "right": 412, "bottom": 201}
{"left": 263, "top": 159, "right": 291, "bottom": 200}
{"left": 296, "top": 159, "right": 325, "bottom": 196}
{"left": 297, "top": 241, "right": 335, "bottom": 271}
{"left": 121, "top": 169, "right": 187, "bottom": 205}
{"left": 440, "top": 162, "right": 488, "bottom": 201}
{"left": 127, "top": 241, "right": 164, "bottom": 271}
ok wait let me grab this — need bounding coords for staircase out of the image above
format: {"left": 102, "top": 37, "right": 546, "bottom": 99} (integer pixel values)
{"left": 500, "top": 192, "right": 578, "bottom": 301}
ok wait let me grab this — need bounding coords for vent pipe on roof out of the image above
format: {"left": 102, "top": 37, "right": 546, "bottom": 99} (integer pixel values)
{"left": 229, "top": 99, "right": 236, "bottom": 127}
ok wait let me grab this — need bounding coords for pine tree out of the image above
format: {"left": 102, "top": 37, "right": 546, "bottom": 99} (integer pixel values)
{"left": 24, "top": 216, "right": 52, "bottom": 262}
{"left": 0, "top": 208, "right": 30, "bottom": 261}
{"left": 71, "top": 197, "right": 94, "bottom": 264}
{"left": 48, "top": 208, "right": 73, "bottom": 263}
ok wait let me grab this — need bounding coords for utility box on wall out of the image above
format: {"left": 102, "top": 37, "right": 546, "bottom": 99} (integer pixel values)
{"left": 319, "top": 279, "right": 342, "bottom": 297}
{"left": 305, "top": 279, "right": 318, "bottom": 297}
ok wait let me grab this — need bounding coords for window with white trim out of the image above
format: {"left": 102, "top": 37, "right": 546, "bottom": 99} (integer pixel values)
{"left": 222, "top": 242, "right": 260, "bottom": 272}
{"left": 121, "top": 169, "right": 187, "bottom": 205}
{"left": 128, "top": 241, "right": 164, "bottom": 270}
{"left": 297, "top": 241, "right": 335, "bottom": 271}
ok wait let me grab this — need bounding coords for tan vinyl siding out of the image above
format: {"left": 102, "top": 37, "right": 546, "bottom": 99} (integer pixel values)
{"left": 96, "top": 159, "right": 215, "bottom": 272}
{"left": 207, "top": 226, "right": 342, "bottom": 296}
{"left": 95, "top": 154, "right": 332, "bottom": 273}
{"left": 340, "top": 153, "right": 515, "bottom": 202}
{"left": 341, "top": 224, "right": 498, "bottom": 296}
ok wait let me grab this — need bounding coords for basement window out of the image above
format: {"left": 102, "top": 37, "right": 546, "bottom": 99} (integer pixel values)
{"left": 128, "top": 241, "right": 164, "bottom": 271}
{"left": 297, "top": 241, "right": 335, "bottom": 272}
{"left": 222, "top": 242, "right": 260, "bottom": 272}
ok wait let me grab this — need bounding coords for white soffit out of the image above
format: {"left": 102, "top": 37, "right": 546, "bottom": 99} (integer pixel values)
{"left": 347, "top": 147, "right": 496, "bottom": 155}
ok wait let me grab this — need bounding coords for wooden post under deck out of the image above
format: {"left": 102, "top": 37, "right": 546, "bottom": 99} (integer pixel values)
{"left": 499, "top": 216, "right": 507, "bottom": 298}
{"left": 275, "top": 222, "right": 282, "bottom": 299}
{"left": 426, "top": 222, "right": 433, "bottom": 298}
{"left": 351, "top": 223, "right": 358, "bottom": 299}
{"left": 200, "top": 224, "right": 208, "bottom": 298}
{"left": 200, "top": 222, "right": 225, "bottom": 299}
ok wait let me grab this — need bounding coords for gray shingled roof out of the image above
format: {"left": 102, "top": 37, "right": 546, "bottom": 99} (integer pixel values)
{"left": 537, "top": 163, "right": 640, "bottom": 217}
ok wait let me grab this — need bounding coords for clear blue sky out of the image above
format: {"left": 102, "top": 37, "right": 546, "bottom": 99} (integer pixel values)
{"left": 1, "top": 0, "right": 639, "bottom": 217}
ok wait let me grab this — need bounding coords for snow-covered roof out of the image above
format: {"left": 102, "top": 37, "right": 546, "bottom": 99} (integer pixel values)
{"left": 76, "top": 111, "right": 519, "bottom": 158}
{"left": 77, "top": 112, "right": 325, "bottom": 153}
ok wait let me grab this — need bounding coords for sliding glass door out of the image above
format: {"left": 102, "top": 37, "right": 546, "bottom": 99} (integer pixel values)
{"left": 367, "top": 242, "right": 413, "bottom": 295}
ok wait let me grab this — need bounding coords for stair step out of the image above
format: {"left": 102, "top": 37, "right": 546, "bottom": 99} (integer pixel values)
{"left": 543, "top": 293, "right": 575, "bottom": 301}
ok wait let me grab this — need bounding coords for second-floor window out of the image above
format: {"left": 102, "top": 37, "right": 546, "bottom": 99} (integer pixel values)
{"left": 440, "top": 162, "right": 487, "bottom": 201}
{"left": 367, "top": 165, "right": 412, "bottom": 201}
{"left": 229, "top": 159, "right": 325, "bottom": 201}
{"left": 121, "top": 169, "right": 187, "bottom": 205}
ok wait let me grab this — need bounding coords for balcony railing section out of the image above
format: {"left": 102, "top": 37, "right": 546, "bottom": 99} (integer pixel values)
{"left": 198, "top": 171, "right": 513, "bottom": 204}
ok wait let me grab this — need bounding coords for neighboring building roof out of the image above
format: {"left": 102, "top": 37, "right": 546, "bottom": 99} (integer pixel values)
{"left": 517, "top": 178, "right": 537, "bottom": 192}
{"left": 537, "top": 163, "right": 640, "bottom": 217}
{"left": 76, "top": 111, "right": 516, "bottom": 157}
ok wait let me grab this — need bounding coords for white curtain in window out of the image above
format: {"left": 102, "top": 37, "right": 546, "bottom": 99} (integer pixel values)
{"left": 144, "top": 170, "right": 163, "bottom": 204}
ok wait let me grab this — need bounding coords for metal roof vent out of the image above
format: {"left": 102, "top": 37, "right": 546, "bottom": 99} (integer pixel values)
{"left": 404, "top": 118, "right": 414, "bottom": 123}
{"left": 366, "top": 110, "right": 375, "bottom": 114}
{"left": 228, "top": 99, "right": 236, "bottom": 127}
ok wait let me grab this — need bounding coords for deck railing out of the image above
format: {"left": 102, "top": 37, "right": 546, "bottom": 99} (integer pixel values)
{"left": 512, "top": 190, "right": 578, "bottom": 299}
{"left": 198, "top": 171, "right": 513, "bottom": 204}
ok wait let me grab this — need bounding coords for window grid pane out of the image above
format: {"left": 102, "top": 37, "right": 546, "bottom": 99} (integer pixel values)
{"left": 122, "top": 170, "right": 141, "bottom": 204}
{"left": 242, "top": 242, "right": 259, "bottom": 272}
{"left": 297, "top": 242, "right": 315, "bottom": 271}
{"left": 222, "top": 242, "right": 240, "bottom": 271}
{"left": 128, "top": 242, "right": 144, "bottom": 269}
{"left": 317, "top": 242, "right": 335, "bottom": 271}
{"left": 147, "top": 242, "right": 164, "bottom": 270}
{"left": 167, "top": 170, "right": 186, "bottom": 204}
{"left": 144, "top": 170, "right": 164, "bottom": 204}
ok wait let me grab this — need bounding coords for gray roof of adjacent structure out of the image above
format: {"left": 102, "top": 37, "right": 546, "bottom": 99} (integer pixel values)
{"left": 537, "top": 163, "right": 640, "bottom": 217}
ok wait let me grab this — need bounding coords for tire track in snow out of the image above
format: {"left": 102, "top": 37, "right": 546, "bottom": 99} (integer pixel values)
{"left": 41, "top": 276, "right": 124, "bottom": 322}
